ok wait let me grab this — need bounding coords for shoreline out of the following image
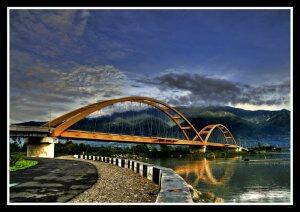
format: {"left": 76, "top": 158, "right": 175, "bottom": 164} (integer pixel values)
{"left": 66, "top": 154, "right": 225, "bottom": 203}
{"left": 57, "top": 155, "right": 160, "bottom": 203}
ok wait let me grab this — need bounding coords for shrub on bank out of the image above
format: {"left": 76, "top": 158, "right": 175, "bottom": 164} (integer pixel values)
{"left": 10, "top": 144, "right": 37, "bottom": 172}
{"left": 10, "top": 152, "right": 26, "bottom": 166}
{"left": 10, "top": 159, "right": 38, "bottom": 172}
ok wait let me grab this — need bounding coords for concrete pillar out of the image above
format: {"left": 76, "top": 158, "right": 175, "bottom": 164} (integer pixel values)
{"left": 26, "top": 137, "right": 58, "bottom": 158}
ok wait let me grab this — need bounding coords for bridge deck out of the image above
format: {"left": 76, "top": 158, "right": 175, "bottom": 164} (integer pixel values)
{"left": 9, "top": 125, "right": 51, "bottom": 137}
{"left": 60, "top": 129, "right": 239, "bottom": 148}
{"left": 10, "top": 125, "right": 241, "bottom": 149}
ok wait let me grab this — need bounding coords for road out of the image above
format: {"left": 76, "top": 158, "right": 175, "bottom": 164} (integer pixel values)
{"left": 10, "top": 157, "right": 98, "bottom": 202}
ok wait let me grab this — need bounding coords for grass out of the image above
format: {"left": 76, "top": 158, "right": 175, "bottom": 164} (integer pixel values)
{"left": 10, "top": 159, "right": 38, "bottom": 172}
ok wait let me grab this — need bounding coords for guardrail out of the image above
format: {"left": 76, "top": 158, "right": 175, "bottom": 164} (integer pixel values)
{"left": 74, "top": 154, "right": 193, "bottom": 203}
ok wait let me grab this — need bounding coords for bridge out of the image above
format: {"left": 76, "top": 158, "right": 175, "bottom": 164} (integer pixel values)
{"left": 10, "top": 96, "right": 247, "bottom": 158}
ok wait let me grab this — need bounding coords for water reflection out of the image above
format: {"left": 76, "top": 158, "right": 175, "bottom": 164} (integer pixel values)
{"left": 149, "top": 154, "right": 290, "bottom": 203}
{"left": 175, "top": 157, "right": 238, "bottom": 187}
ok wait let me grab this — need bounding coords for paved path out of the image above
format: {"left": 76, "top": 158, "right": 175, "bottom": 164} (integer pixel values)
{"left": 10, "top": 158, "right": 98, "bottom": 202}
{"left": 60, "top": 156, "right": 160, "bottom": 203}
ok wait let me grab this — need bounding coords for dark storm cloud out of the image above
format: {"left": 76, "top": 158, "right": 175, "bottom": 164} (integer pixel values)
{"left": 139, "top": 72, "right": 290, "bottom": 107}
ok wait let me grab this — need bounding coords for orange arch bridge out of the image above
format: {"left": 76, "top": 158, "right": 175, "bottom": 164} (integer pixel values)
{"left": 42, "top": 96, "right": 242, "bottom": 149}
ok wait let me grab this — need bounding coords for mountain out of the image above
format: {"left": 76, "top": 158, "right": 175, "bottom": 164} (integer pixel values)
{"left": 176, "top": 106, "right": 290, "bottom": 147}
{"left": 14, "top": 106, "right": 290, "bottom": 147}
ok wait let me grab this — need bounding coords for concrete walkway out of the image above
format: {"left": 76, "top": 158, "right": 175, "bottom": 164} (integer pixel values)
{"left": 9, "top": 158, "right": 98, "bottom": 202}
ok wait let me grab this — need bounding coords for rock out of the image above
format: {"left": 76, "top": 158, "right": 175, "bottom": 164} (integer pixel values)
{"left": 203, "top": 191, "right": 215, "bottom": 201}
{"left": 187, "top": 184, "right": 194, "bottom": 192}
{"left": 195, "top": 189, "right": 202, "bottom": 198}
{"left": 192, "top": 189, "right": 200, "bottom": 202}
{"left": 147, "top": 191, "right": 156, "bottom": 195}
{"left": 214, "top": 197, "right": 224, "bottom": 203}
{"left": 187, "top": 184, "right": 202, "bottom": 202}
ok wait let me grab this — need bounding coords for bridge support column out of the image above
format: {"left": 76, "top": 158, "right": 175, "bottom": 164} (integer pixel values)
{"left": 26, "top": 137, "right": 58, "bottom": 158}
{"left": 189, "top": 146, "right": 206, "bottom": 154}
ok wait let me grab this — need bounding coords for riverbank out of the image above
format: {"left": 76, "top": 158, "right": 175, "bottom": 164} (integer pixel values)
{"left": 57, "top": 155, "right": 160, "bottom": 203}
{"left": 188, "top": 185, "right": 224, "bottom": 203}
{"left": 109, "top": 148, "right": 288, "bottom": 162}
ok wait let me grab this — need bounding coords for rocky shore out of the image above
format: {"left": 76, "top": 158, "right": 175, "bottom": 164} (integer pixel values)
{"left": 57, "top": 155, "right": 160, "bottom": 203}
{"left": 187, "top": 184, "right": 224, "bottom": 203}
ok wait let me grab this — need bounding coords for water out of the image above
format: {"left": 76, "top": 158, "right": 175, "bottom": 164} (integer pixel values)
{"left": 148, "top": 153, "right": 291, "bottom": 203}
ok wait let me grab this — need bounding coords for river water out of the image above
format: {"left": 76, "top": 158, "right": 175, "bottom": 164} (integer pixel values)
{"left": 148, "top": 152, "right": 291, "bottom": 203}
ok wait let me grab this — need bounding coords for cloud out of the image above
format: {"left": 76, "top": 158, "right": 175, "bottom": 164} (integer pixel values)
{"left": 10, "top": 10, "right": 90, "bottom": 58}
{"left": 10, "top": 65, "right": 290, "bottom": 123}
{"left": 137, "top": 71, "right": 290, "bottom": 107}
{"left": 10, "top": 64, "right": 129, "bottom": 123}
{"left": 9, "top": 9, "right": 291, "bottom": 123}
{"left": 10, "top": 9, "right": 134, "bottom": 64}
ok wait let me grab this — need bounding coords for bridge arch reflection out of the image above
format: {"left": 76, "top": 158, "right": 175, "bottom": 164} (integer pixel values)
{"left": 175, "top": 157, "right": 238, "bottom": 186}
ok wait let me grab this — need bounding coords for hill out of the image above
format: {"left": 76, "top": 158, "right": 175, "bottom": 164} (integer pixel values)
{"left": 14, "top": 106, "right": 290, "bottom": 147}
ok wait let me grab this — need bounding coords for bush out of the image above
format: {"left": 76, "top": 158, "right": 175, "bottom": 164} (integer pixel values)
{"left": 132, "top": 144, "right": 149, "bottom": 155}
{"left": 10, "top": 139, "right": 26, "bottom": 153}
{"left": 10, "top": 153, "right": 25, "bottom": 166}
{"left": 53, "top": 141, "right": 194, "bottom": 158}
{"left": 10, "top": 159, "right": 38, "bottom": 172}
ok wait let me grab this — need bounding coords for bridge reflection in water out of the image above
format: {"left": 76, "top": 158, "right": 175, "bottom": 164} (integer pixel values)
{"left": 174, "top": 157, "right": 239, "bottom": 187}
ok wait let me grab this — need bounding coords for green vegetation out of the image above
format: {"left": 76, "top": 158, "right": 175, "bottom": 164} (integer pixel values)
{"left": 10, "top": 159, "right": 38, "bottom": 172}
{"left": 10, "top": 140, "right": 37, "bottom": 172}
{"left": 54, "top": 141, "right": 191, "bottom": 159}
{"left": 9, "top": 139, "right": 282, "bottom": 162}
{"left": 53, "top": 141, "right": 252, "bottom": 160}
{"left": 10, "top": 152, "right": 26, "bottom": 166}
{"left": 10, "top": 139, "right": 26, "bottom": 153}
{"left": 248, "top": 145, "right": 282, "bottom": 154}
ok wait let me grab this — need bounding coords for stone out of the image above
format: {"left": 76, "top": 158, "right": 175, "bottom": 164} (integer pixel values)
{"left": 214, "top": 197, "right": 224, "bottom": 203}
{"left": 187, "top": 184, "right": 194, "bottom": 191}
{"left": 194, "top": 189, "right": 202, "bottom": 198}
{"left": 204, "top": 191, "right": 215, "bottom": 201}
{"left": 186, "top": 184, "right": 202, "bottom": 202}
{"left": 192, "top": 189, "right": 200, "bottom": 202}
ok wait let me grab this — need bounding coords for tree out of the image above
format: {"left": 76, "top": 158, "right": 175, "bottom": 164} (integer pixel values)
{"left": 148, "top": 146, "right": 158, "bottom": 158}
{"left": 10, "top": 141, "right": 21, "bottom": 152}
{"left": 78, "top": 143, "right": 87, "bottom": 154}
{"left": 159, "top": 144, "right": 172, "bottom": 157}
{"left": 132, "top": 144, "right": 149, "bottom": 155}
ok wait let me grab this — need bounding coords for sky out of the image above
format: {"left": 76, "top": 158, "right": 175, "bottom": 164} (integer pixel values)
{"left": 9, "top": 9, "right": 291, "bottom": 123}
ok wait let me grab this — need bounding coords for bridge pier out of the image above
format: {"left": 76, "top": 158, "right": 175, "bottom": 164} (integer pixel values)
{"left": 26, "top": 137, "right": 58, "bottom": 158}
{"left": 189, "top": 146, "right": 206, "bottom": 154}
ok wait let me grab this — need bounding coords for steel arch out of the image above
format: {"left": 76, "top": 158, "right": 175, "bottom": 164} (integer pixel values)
{"left": 43, "top": 96, "right": 204, "bottom": 142}
{"left": 193, "top": 124, "right": 237, "bottom": 145}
